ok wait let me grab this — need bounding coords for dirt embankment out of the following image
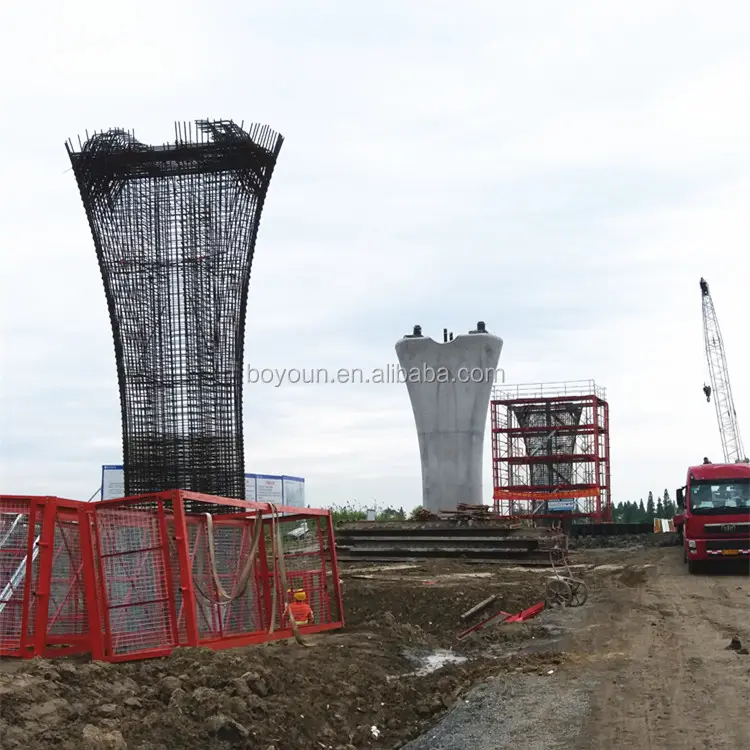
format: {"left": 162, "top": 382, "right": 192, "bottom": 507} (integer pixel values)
{"left": 0, "top": 561, "right": 566, "bottom": 750}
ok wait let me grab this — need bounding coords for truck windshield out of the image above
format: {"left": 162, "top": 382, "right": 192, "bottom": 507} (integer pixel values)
{"left": 689, "top": 479, "right": 750, "bottom": 514}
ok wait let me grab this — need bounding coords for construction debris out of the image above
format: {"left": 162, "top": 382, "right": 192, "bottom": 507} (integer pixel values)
{"left": 459, "top": 595, "right": 498, "bottom": 621}
{"left": 456, "top": 601, "right": 546, "bottom": 641}
{"left": 342, "top": 564, "right": 421, "bottom": 575}
{"left": 411, "top": 507, "right": 438, "bottom": 521}
{"left": 438, "top": 503, "right": 503, "bottom": 524}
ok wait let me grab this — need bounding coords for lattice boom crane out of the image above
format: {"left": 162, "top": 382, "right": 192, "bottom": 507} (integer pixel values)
{"left": 700, "top": 277, "right": 747, "bottom": 463}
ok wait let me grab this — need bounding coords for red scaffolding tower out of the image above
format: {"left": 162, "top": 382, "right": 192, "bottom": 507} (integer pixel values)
{"left": 491, "top": 381, "right": 611, "bottom": 522}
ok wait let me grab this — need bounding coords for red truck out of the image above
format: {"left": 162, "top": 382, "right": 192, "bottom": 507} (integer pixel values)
{"left": 675, "top": 462, "right": 750, "bottom": 573}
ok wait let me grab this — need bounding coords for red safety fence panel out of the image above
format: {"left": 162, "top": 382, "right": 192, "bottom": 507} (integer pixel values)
{"left": 93, "top": 500, "right": 177, "bottom": 661}
{"left": 44, "top": 509, "right": 90, "bottom": 656}
{"left": 1, "top": 491, "right": 344, "bottom": 662}
{"left": 172, "top": 492, "right": 345, "bottom": 649}
{"left": 185, "top": 514, "right": 266, "bottom": 643}
{"left": 273, "top": 514, "right": 341, "bottom": 630}
{"left": 0, "top": 497, "right": 40, "bottom": 656}
{"left": 0, "top": 497, "right": 94, "bottom": 659}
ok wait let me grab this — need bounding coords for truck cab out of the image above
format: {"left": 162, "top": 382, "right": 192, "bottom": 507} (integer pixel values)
{"left": 676, "top": 462, "right": 750, "bottom": 573}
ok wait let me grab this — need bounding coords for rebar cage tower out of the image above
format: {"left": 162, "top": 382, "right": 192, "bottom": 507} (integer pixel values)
{"left": 67, "top": 120, "right": 283, "bottom": 504}
{"left": 491, "top": 381, "right": 611, "bottom": 521}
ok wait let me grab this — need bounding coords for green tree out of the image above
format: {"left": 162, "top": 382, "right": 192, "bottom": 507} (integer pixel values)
{"left": 662, "top": 488, "right": 673, "bottom": 518}
{"left": 330, "top": 501, "right": 367, "bottom": 524}
{"left": 646, "top": 491, "right": 655, "bottom": 518}
{"left": 623, "top": 501, "right": 639, "bottom": 523}
{"left": 639, "top": 499, "right": 647, "bottom": 521}
{"left": 656, "top": 496, "right": 664, "bottom": 517}
{"left": 377, "top": 507, "right": 405, "bottom": 521}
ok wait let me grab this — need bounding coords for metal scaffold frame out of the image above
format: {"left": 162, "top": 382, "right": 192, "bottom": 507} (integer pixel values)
{"left": 490, "top": 380, "right": 611, "bottom": 522}
{"left": 66, "top": 120, "right": 283, "bottom": 504}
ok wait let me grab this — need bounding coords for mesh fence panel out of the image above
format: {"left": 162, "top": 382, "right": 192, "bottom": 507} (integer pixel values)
{"left": 47, "top": 517, "right": 88, "bottom": 638}
{"left": 274, "top": 516, "right": 337, "bottom": 628}
{"left": 0, "top": 500, "right": 35, "bottom": 653}
{"left": 189, "top": 516, "right": 264, "bottom": 640}
{"left": 2, "top": 493, "right": 342, "bottom": 661}
{"left": 95, "top": 506, "right": 175, "bottom": 656}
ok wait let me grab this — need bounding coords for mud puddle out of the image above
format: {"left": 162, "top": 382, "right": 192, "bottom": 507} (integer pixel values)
{"left": 389, "top": 648, "right": 470, "bottom": 680}
{"left": 412, "top": 649, "right": 468, "bottom": 675}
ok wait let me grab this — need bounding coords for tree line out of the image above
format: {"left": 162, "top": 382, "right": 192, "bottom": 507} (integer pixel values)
{"left": 611, "top": 489, "right": 676, "bottom": 523}
{"left": 329, "top": 501, "right": 409, "bottom": 525}
{"left": 330, "top": 491, "right": 678, "bottom": 526}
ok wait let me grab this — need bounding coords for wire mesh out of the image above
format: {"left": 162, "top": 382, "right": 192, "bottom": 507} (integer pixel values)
{"left": 188, "top": 516, "right": 264, "bottom": 641}
{"left": 1, "top": 493, "right": 342, "bottom": 661}
{"left": 66, "top": 121, "right": 284, "bottom": 503}
{"left": 47, "top": 516, "right": 88, "bottom": 640}
{"left": 273, "top": 516, "right": 338, "bottom": 628}
{"left": 166, "top": 517, "right": 189, "bottom": 645}
{"left": 0, "top": 499, "right": 36, "bottom": 654}
{"left": 95, "top": 506, "right": 175, "bottom": 656}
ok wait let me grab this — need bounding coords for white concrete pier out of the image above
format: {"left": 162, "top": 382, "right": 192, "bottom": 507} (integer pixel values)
{"left": 395, "top": 323, "right": 503, "bottom": 513}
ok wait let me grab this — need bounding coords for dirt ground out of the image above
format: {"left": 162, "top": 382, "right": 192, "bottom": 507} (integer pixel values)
{"left": 402, "top": 548, "right": 750, "bottom": 750}
{"left": 577, "top": 549, "right": 750, "bottom": 750}
{"left": 0, "top": 546, "right": 748, "bottom": 749}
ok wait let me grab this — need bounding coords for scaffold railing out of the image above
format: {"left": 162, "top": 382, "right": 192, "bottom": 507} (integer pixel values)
{"left": 492, "top": 380, "right": 607, "bottom": 402}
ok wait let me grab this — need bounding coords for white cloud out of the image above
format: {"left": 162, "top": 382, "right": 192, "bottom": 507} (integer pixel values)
{"left": 2, "top": 0, "right": 750, "bottom": 515}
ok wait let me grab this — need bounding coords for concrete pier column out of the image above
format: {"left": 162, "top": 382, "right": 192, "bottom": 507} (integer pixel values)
{"left": 395, "top": 322, "right": 503, "bottom": 513}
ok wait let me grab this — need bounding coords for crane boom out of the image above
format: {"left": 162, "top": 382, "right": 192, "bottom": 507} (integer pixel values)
{"left": 700, "top": 277, "right": 746, "bottom": 463}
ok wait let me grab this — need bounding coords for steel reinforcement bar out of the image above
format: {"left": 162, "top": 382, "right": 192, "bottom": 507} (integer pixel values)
{"left": 66, "top": 121, "right": 283, "bottom": 503}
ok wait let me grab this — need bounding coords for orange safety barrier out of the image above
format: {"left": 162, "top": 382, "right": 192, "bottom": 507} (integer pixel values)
{"left": 0, "top": 491, "right": 344, "bottom": 662}
{"left": 493, "top": 488, "right": 601, "bottom": 501}
{"left": 653, "top": 518, "right": 675, "bottom": 533}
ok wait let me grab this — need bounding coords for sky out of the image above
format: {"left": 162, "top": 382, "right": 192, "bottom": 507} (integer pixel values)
{"left": 1, "top": 0, "right": 749, "bottom": 513}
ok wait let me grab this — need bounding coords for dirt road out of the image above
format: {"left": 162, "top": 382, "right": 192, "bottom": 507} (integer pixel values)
{"left": 577, "top": 549, "right": 750, "bottom": 750}
{"left": 409, "top": 548, "right": 750, "bottom": 750}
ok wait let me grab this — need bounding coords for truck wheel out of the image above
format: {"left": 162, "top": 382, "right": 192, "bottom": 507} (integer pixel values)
{"left": 683, "top": 544, "right": 687, "bottom": 564}
{"left": 688, "top": 559, "right": 701, "bottom": 575}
